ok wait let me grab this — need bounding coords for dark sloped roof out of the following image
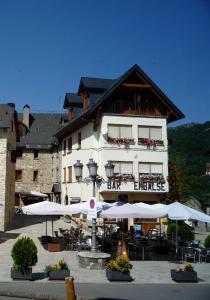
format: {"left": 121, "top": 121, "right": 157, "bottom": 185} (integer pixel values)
{"left": 17, "top": 113, "right": 62, "bottom": 149}
{"left": 64, "top": 93, "right": 83, "bottom": 108}
{"left": 56, "top": 64, "right": 185, "bottom": 139}
{"left": 0, "top": 104, "right": 15, "bottom": 128}
{"left": 78, "top": 77, "right": 116, "bottom": 93}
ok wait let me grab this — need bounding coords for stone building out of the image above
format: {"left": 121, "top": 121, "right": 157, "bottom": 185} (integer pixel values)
{"left": 0, "top": 103, "right": 19, "bottom": 231}
{"left": 15, "top": 105, "right": 63, "bottom": 205}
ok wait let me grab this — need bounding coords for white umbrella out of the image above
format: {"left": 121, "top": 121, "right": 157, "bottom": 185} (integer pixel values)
{"left": 22, "top": 200, "right": 74, "bottom": 236}
{"left": 101, "top": 202, "right": 166, "bottom": 219}
{"left": 165, "top": 201, "right": 210, "bottom": 254}
{"left": 21, "top": 191, "right": 48, "bottom": 197}
{"left": 64, "top": 201, "right": 114, "bottom": 215}
{"left": 134, "top": 202, "right": 168, "bottom": 215}
{"left": 22, "top": 200, "right": 71, "bottom": 215}
{"left": 167, "top": 202, "right": 210, "bottom": 222}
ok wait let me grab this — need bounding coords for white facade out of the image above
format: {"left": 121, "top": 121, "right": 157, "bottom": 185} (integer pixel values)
{"left": 61, "top": 114, "right": 169, "bottom": 204}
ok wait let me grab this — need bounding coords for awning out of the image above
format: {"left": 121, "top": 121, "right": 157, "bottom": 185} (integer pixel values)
{"left": 51, "top": 183, "right": 61, "bottom": 193}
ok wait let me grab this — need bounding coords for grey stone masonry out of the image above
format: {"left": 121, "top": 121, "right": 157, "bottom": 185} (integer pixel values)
{"left": 16, "top": 148, "right": 60, "bottom": 194}
{"left": 0, "top": 124, "right": 16, "bottom": 231}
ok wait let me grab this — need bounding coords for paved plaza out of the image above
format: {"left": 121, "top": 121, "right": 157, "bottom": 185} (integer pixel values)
{"left": 0, "top": 215, "right": 209, "bottom": 285}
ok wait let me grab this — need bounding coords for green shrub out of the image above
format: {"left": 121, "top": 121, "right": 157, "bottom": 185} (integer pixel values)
{"left": 11, "top": 236, "right": 37, "bottom": 272}
{"left": 178, "top": 224, "right": 194, "bottom": 242}
{"left": 44, "top": 259, "right": 69, "bottom": 277}
{"left": 204, "top": 235, "right": 210, "bottom": 248}
{"left": 167, "top": 222, "right": 194, "bottom": 242}
{"left": 167, "top": 223, "right": 177, "bottom": 235}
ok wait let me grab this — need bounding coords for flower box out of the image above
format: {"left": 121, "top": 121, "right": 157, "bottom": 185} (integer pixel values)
{"left": 108, "top": 137, "right": 135, "bottom": 145}
{"left": 48, "top": 269, "right": 70, "bottom": 280}
{"left": 48, "top": 242, "right": 61, "bottom": 252}
{"left": 138, "top": 138, "right": 164, "bottom": 146}
{"left": 106, "top": 269, "right": 132, "bottom": 281}
{"left": 171, "top": 269, "right": 198, "bottom": 282}
{"left": 11, "top": 267, "right": 33, "bottom": 280}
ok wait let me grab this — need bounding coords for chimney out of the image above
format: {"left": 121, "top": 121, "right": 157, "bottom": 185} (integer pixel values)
{"left": 23, "top": 104, "right": 30, "bottom": 128}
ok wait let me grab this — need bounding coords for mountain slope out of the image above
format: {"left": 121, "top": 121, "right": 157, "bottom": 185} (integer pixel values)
{"left": 168, "top": 121, "right": 210, "bottom": 206}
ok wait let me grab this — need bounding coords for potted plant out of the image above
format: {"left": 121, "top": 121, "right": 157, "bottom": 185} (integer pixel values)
{"left": 11, "top": 236, "right": 38, "bottom": 280}
{"left": 106, "top": 256, "right": 133, "bottom": 281}
{"left": 44, "top": 259, "right": 70, "bottom": 280}
{"left": 171, "top": 262, "right": 198, "bottom": 282}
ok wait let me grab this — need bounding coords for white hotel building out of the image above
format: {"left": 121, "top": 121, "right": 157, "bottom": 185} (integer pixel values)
{"left": 56, "top": 65, "right": 184, "bottom": 213}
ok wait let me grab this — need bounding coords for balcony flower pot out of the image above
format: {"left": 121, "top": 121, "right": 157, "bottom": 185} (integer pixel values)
{"left": 106, "top": 269, "right": 132, "bottom": 281}
{"left": 171, "top": 269, "right": 198, "bottom": 282}
{"left": 11, "top": 267, "right": 33, "bottom": 280}
{"left": 49, "top": 269, "right": 70, "bottom": 280}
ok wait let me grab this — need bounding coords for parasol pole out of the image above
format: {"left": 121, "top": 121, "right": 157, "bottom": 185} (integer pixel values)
{"left": 175, "top": 220, "right": 178, "bottom": 255}
{"left": 45, "top": 216, "right": 48, "bottom": 236}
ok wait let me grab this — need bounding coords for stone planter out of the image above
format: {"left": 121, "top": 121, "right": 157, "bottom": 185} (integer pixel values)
{"left": 171, "top": 269, "right": 198, "bottom": 282}
{"left": 48, "top": 243, "right": 61, "bottom": 252}
{"left": 48, "top": 269, "right": 70, "bottom": 280}
{"left": 106, "top": 269, "right": 132, "bottom": 281}
{"left": 11, "top": 267, "right": 33, "bottom": 280}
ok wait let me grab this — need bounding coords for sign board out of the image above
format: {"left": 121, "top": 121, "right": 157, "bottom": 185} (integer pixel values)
{"left": 87, "top": 197, "right": 97, "bottom": 220}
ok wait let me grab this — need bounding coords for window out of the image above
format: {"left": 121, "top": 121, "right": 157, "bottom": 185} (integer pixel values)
{"left": 108, "top": 125, "right": 132, "bottom": 139}
{"left": 63, "top": 140, "right": 67, "bottom": 155}
{"left": 68, "top": 166, "right": 72, "bottom": 183}
{"left": 34, "top": 150, "right": 39, "bottom": 159}
{"left": 139, "top": 163, "right": 163, "bottom": 176}
{"left": 112, "top": 161, "right": 133, "bottom": 175}
{"left": 63, "top": 167, "right": 66, "bottom": 183}
{"left": 138, "top": 126, "right": 162, "bottom": 140}
{"left": 33, "top": 170, "right": 38, "bottom": 182}
{"left": 16, "top": 170, "right": 22, "bottom": 181}
{"left": 16, "top": 150, "right": 23, "bottom": 158}
{"left": 78, "top": 132, "right": 81, "bottom": 149}
{"left": 67, "top": 137, "right": 72, "bottom": 153}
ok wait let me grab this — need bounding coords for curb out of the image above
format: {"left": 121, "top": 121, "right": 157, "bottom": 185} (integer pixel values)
{"left": 0, "top": 290, "right": 92, "bottom": 300}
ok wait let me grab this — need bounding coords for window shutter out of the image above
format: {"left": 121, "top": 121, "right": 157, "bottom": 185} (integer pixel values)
{"left": 151, "top": 163, "right": 162, "bottom": 175}
{"left": 108, "top": 125, "right": 119, "bottom": 138}
{"left": 120, "top": 126, "right": 132, "bottom": 138}
{"left": 139, "top": 163, "right": 150, "bottom": 174}
{"left": 138, "top": 126, "right": 149, "bottom": 138}
{"left": 121, "top": 162, "right": 133, "bottom": 174}
{"left": 113, "top": 162, "right": 120, "bottom": 174}
{"left": 151, "top": 127, "right": 162, "bottom": 140}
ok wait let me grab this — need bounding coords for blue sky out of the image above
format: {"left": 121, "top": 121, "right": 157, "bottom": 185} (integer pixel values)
{"left": 0, "top": 0, "right": 209, "bottom": 126}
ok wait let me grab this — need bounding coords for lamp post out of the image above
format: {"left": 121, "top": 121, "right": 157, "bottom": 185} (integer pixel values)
{"left": 74, "top": 159, "right": 114, "bottom": 252}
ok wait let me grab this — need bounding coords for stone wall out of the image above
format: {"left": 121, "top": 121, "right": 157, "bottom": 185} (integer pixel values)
{"left": 0, "top": 125, "right": 16, "bottom": 231}
{"left": 15, "top": 146, "right": 61, "bottom": 195}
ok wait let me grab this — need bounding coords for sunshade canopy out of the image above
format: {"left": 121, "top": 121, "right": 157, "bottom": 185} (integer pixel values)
{"left": 22, "top": 200, "right": 72, "bottom": 215}
{"left": 166, "top": 201, "right": 210, "bottom": 222}
{"left": 101, "top": 202, "right": 167, "bottom": 219}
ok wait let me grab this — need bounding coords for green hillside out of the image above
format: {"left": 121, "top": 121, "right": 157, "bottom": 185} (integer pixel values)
{"left": 167, "top": 121, "right": 210, "bottom": 207}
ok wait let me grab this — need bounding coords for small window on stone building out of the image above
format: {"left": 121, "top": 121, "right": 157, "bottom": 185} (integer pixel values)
{"left": 16, "top": 170, "right": 22, "bottom": 181}
{"left": 34, "top": 150, "right": 39, "bottom": 159}
{"left": 33, "top": 170, "right": 38, "bottom": 182}
{"left": 16, "top": 150, "right": 23, "bottom": 158}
